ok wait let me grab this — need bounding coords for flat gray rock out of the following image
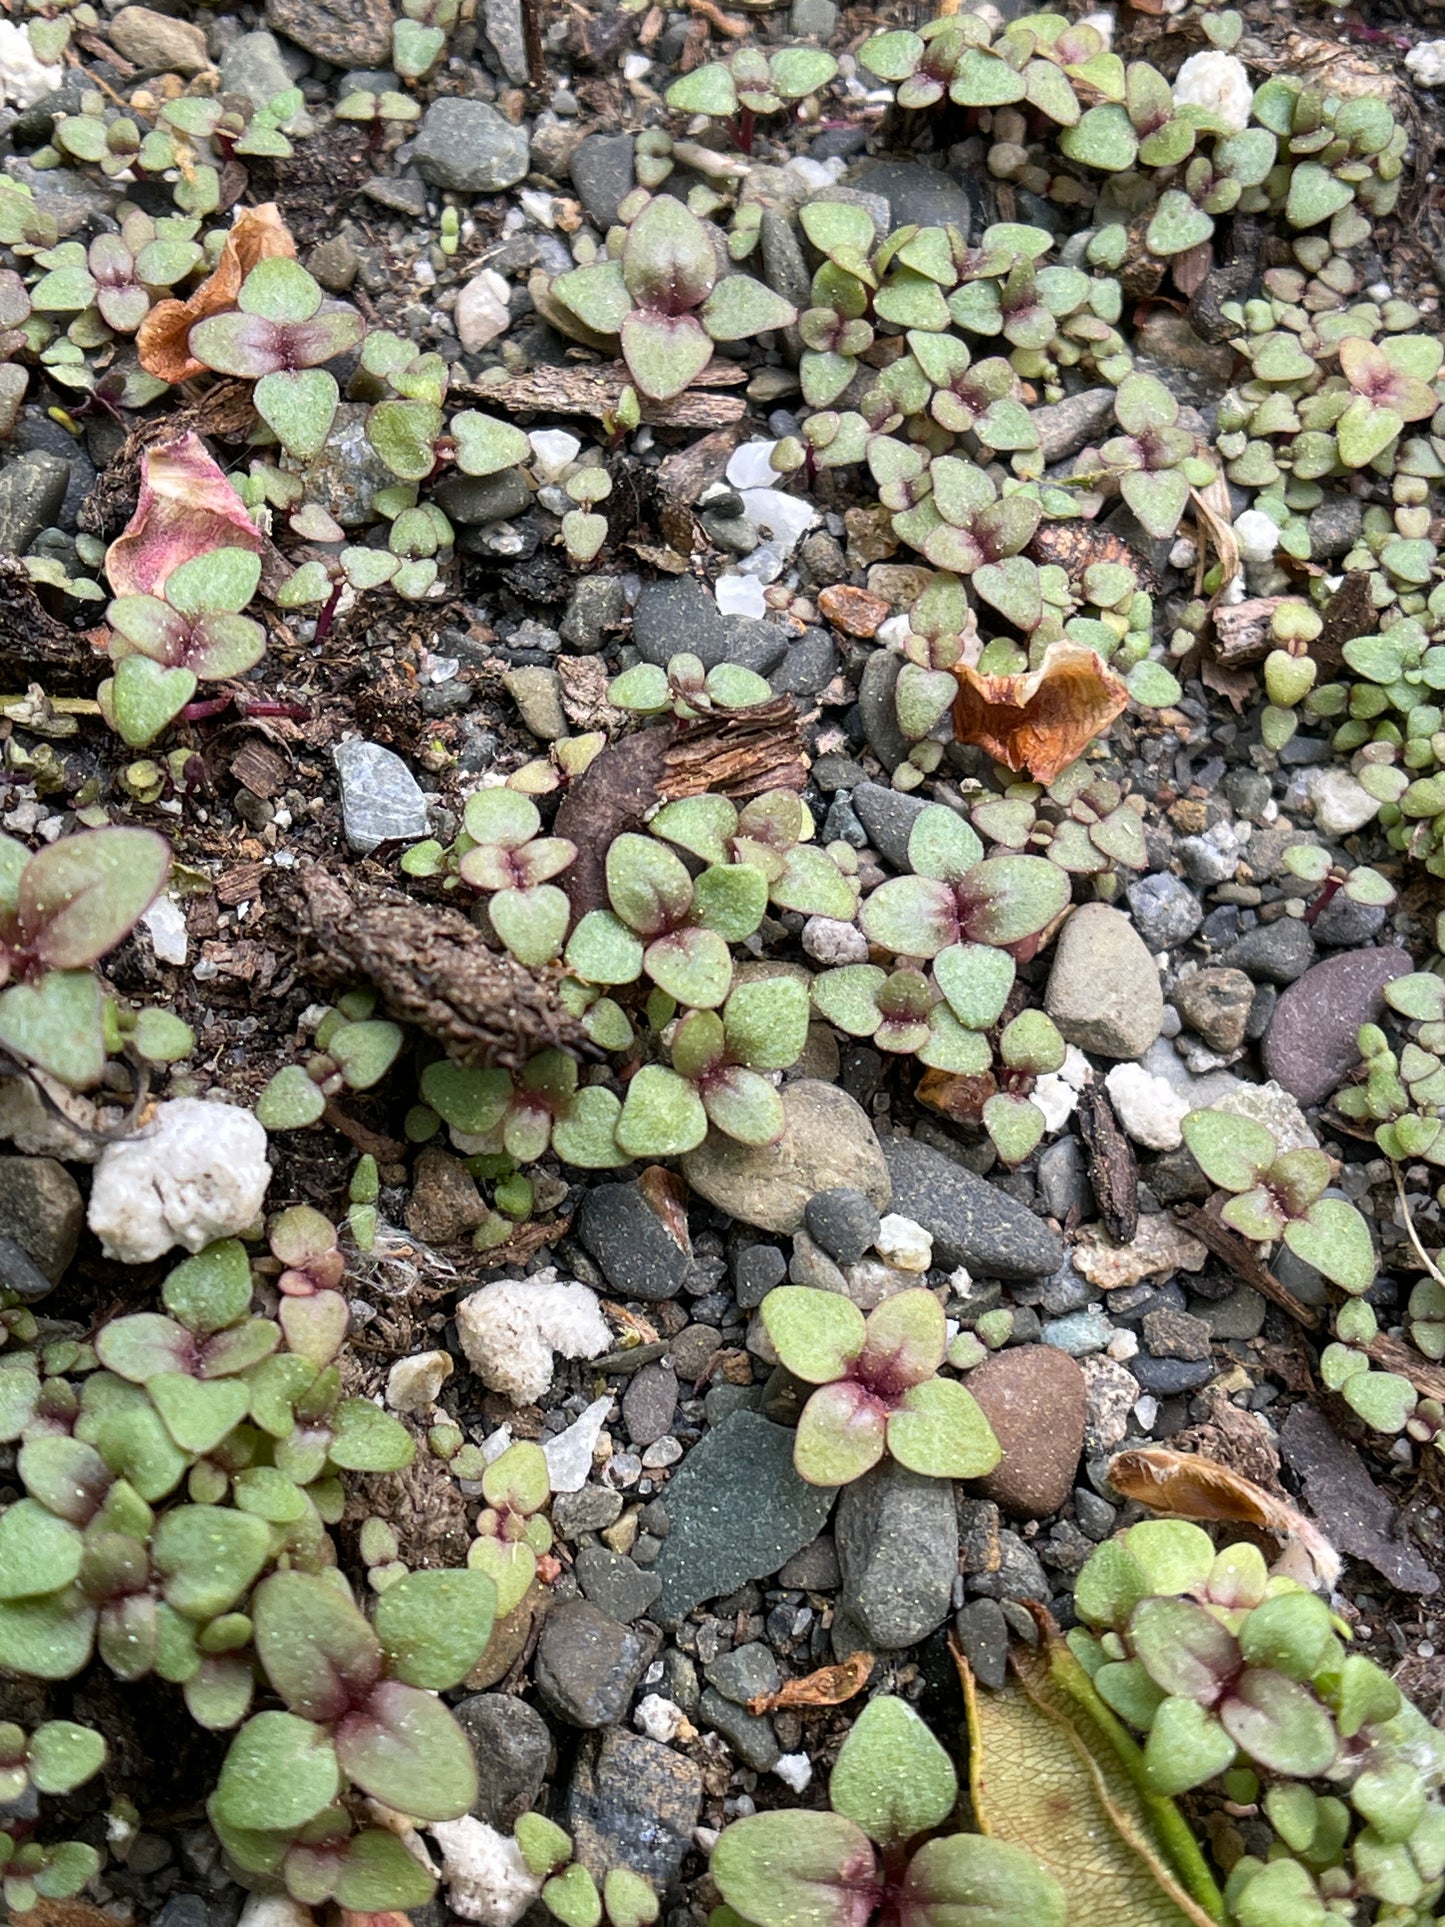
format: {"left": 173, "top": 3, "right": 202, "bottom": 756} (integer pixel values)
{"left": 1263, "top": 948, "right": 1410, "bottom": 1105}
{"left": 333, "top": 741, "right": 429, "bottom": 854}
{"left": 882, "top": 1134, "right": 1063, "bottom": 1278}
{"left": 652, "top": 1410, "right": 834, "bottom": 1618}
{"left": 834, "top": 1460, "right": 957, "bottom": 1653}
{"left": 411, "top": 98, "right": 530, "bottom": 193}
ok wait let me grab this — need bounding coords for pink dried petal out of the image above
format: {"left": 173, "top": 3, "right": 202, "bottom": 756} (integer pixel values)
{"left": 106, "top": 432, "right": 266, "bottom": 600}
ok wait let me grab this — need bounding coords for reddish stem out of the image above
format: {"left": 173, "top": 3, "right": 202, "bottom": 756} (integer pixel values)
{"left": 314, "top": 579, "right": 345, "bottom": 644}
{"left": 1305, "top": 875, "right": 1343, "bottom": 926}
{"left": 733, "top": 105, "right": 756, "bottom": 155}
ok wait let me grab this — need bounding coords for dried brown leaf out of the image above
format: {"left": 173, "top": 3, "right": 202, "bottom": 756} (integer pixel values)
{"left": 137, "top": 203, "right": 295, "bottom": 384}
{"left": 952, "top": 639, "right": 1128, "bottom": 786}
{"left": 638, "top": 1166, "right": 692, "bottom": 1255}
{"left": 1279, "top": 1404, "right": 1439, "bottom": 1597}
{"left": 1108, "top": 1446, "right": 1341, "bottom": 1591}
{"left": 747, "top": 1651, "right": 874, "bottom": 1714}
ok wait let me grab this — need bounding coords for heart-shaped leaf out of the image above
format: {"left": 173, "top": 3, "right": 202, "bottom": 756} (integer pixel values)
{"left": 107, "top": 655, "right": 197, "bottom": 747}
{"left": 1282, "top": 1198, "right": 1376, "bottom": 1294}
{"left": 255, "top": 368, "right": 338, "bottom": 461}
{"left": 335, "top": 1680, "right": 477, "bottom": 1821}
{"left": 0, "top": 969, "right": 106, "bottom": 1089}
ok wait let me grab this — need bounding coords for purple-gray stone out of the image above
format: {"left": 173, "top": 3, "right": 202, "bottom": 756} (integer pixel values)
{"left": 1263, "top": 948, "right": 1410, "bottom": 1106}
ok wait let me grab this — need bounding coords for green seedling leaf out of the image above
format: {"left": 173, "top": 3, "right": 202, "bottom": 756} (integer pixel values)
{"left": 255, "top": 368, "right": 339, "bottom": 462}
{"left": 335, "top": 1679, "right": 478, "bottom": 1821}
{"left": 1219, "top": 1669, "right": 1337, "bottom": 1779}
{"left": 831, "top": 1695, "right": 958, "bottom": 1847}
{"left": 18, "top": 826, "right": 170, "bottom": 968}
{"left": 257, "top": 1065, "right": 327, "bottom": 1130}
{"left": 901, "top": 1833, "right": 1067, "bottom": 1927}
{"left": 212, "top": 1711, "right": 341, "bottom": 1833}
{"left": 1180, "top": 1110, "right": 1275, "bottom": 1193}
{"left": 1281, "top": 1198, "right": 1375, "bottom": 1294}
{"left": 27, "top": 1721, "right": 105, "bottom": 1796}
{"left": 761, "top": 1286, "right": 864, "bottom": 1382}
{"left": 0, "top": 1501, "right": 82, "bottom": 1600}
{"left": 373, "top": 1568, "right": 496, "bottom": 1690}
{"left": 711, "top": 1812, "right": 878, "bottom": 1927}
{"left": 0, "top": 970, "right": 107, "bottom": 1090}
{"left": 615, "top": 1064, "right": 708, "bottom": 1158}
{"left": 793, "top": 1379, "right": 887, "bottom": 1485}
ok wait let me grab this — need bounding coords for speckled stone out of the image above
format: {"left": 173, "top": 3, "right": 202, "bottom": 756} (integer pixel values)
{"left": 1263, "top": 948, "right": 1411, "bottom": 1105}
{"left": 965, "top": 1345, "right": 1086, "bottom": 1519}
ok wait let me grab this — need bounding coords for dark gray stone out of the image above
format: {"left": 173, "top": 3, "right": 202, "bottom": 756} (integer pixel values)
{"left": 552, "top": 1484, "right": 624, "bottom": 1538}
{"left": 632, "top": 576, "right": 789, "bottom": 674}
{"left": 1130, "top": 1354, "right": 1214, "bottom": 1395}
{"left": 1307, "top": 497, "right": 1363, "bottom": 562}
{"left": 835, "top": 1460, "right": 957, "bottom": 1653}
{"left": 1223, "top": 918, "right": 1317, "bottom": 985}
{"left": 578, "top": 1181, "right": 691, "bottom": 1301}
{"left": 1312, "top": 895, "right": 1388, "bottom": 950}
{"left": 953, "top": 1598, "right": 1009, "bottom": 1689}
{"left": 565, "top": 1729, "right": 703, "bottom": 1885}
{"left": 777, "top": 1532, "right": 840, "bottom": 1591}
{"left": 803, "top": 1187, "right": 880, "bottom": 1266}
{"left": 652, "top": 1411, "right": 834, "bottom": 1618}
{"left": 1262, "top": 948, "right": 1410, "bottom": 1106}
{"left": 0, "top": 1157, "right": 81, "bottom": 1284}
{"left": 771, "top": 628, "right": 837, "bottom": 697}
{"left": 853, "top": 160, "right": 982, "bottom": 236}
{"left": 623, "top": 1362, "right": 679, "bottom": 1447}
{"left": 534, "top": 1599, "right": 653, "bottom": 1727}
{"left": 1127, "top": 871, "right": 1204, "bottom": 951}
{"left": 704, "top": 1641, "right": 779, "bottom": 1704}
{"left": 760, "top": 208, "right": 810, "bottom": 307}
{"left": 434, "top": 469, "right": 531, "bottom": 525}
{"left": 574, "top": 1546, "right": 663, "bottom": 1624}
{"left": 882, "top": 1134, "right": 1064, "bottom": 1278}
{"left": 1030, "top": 388, "right": 1117, "bottom": 463}
{"left": 852, "top": 782, "right": 927, "bottom": 871}
{"left": 412, "top": 99, "right": 530, "bottom": 193}
{"left": 455, "top": 1694, "right": 551, "bottom": 1827}
{"left": 698, "top": 1687, "right": 780, "bottom": 1770}
{"left": 561, "top": 575, "right": 626, "bottom": 653}
{"left": 734, "top": 1241, "right": 787, "bottom": 1308}
{"left": 570, "top": 133, "right": 635, "bottom": 232}
{"left": 0, "top": 451, "right": 69, "bottom": 557}
{"left": 857, "top": 651, "right": 908, "bottom": 770}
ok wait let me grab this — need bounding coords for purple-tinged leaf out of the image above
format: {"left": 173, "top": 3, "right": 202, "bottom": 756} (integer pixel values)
{"left": 188, "top": 311, "right": 282, "bottom": 378}
{"left": 279, "top": 1290, "right": 349, "bottom": 1367}
{"left": 761, "top": 1286, "right": 865, "bottom": 1382}
{"left": 711, "top": 1811, "right": 879, "bottom": 1927}
{"left": 859, "top": 1289, "right": 946, "bottom": 1396}
{"left": 335, "top": 1680, "right": 478, "bottom": 1821}
{"left": 620, "top": 310, "right": 714, "bottom": 401}
{"left": 794, "top": 1380, "right": 888, "bottom": 1486}
{"left": 95, "top": 1313, "right": 193, "bottom": 1383}
{"left": 1129, "top": 1597, "right": 1240, "bottom": 1703}
{"left": 860, "top": 875, "right": 959, "bottom": 959}
{"left": 954, "top": 856, "right": 1069, "bottom": 949}
{"left": 18, "top": 827, "right": 170, "bottom": 968}
{"left": 211, "top": 1710, "right": 341, "bottom": 1833}
{"left": 621, "top": 196, "right": 717, "bottom": 314}
{"left": 900, "top": 1834, "right": 1067, "bottom": 1927}
{"left": 1219, "top": 1669, "right": 1337, "bottom": 1778}
{"left": 253, "top": 1570, "right": 383, "bottom": 1722}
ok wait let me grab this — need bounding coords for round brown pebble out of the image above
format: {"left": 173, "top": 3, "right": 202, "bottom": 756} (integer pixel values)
{"left": 818, "top": 584, "right": 891, "bottom": 639}
{"left": 965, "top": 1344, "right": 1087, "bottom": 1519}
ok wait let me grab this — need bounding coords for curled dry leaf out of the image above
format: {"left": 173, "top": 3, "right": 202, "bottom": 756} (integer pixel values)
{"left": 747, "top": 1650, "right": 874, "bottom": 1716}
{"left": 137, "top": 203, "right": 296, "bottom": 384}
{"left": 1107, "top": 1446, "right": 1341, "bottom": 1593}
{"left": 637, "top": 1165, "right": 692, "bottom": 1256}
{"left": 1188, "top": 476, "right": 1241, "bottom": 607}
{"left": 952, "top": 639, "right": 1129, "bottom": 786}
{"left": 104, "top": 431, "right": 266, "bottom": 599}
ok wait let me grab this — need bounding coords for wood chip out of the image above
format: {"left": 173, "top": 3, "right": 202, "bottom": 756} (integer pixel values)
{"left": 215, "top": 860, "right": 267, "bottom": 907}
{"left": 288, "top": 865, "right": 584, "bottom": 1072}
{"left": 1108, "top": 1445, "right": 1341, "bottom": 1591}
{"left": 1210, "top": 596, "right": 1287, "bottom": 667}
{"left": 638, "top": 1166, "right": 691, "bottom": 1254}
{"left": 657, "top": 423, "right": 746, "bottom": 505}
{"left": 1076, "top": 1081, "right": 1138, "bottom": 1244}
{"left": 682, "top": 0, "right": 750, "bottom": 32}
{"left": 1171, "top": 1202, "right": 1321, "bottom": 1329}
{"left": 229, "top": 738, "right": 291, "bottom": 798}
{"left": 748, "top": 1651, "right": 875, "bottom": 1714}
{"left": 1313, "top": 569, "right": 1376, "bottom": 672}
{"left": 452, "top": 362, "right": 746, "bottom": 427}
{"left": 660, "top": 696, "right": 809, "bottom": 802}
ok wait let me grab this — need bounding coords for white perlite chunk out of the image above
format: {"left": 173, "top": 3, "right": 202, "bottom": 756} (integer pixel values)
{"left": 455, "top": 269, "right": 512, "bottom": 351}
{"left": 141, "top": 895, "right": 189, "bottom": 966}
{"left": 88, "top": 1098, "right": 271, "bottom": 1264}
{"left": 1104, "top": 1061, "right": 1191, "bottom": 1151}
{"left": 1407, "top": 40, "right": 1445, "bottom": 87}
{"left": 635, "top": 1694, "right": 686, "bottom": 1742}
{"left": 430, "top": 1819, "right": 543, "bottom": 1927}
{"left": 0, "top": 20, "right": 64, "bottom": 108}
{"left": 544, "top": 1393, "right": 613, "bottom": 1491}
{"left": 237, "top": 1896, "right": 314, "bottom": 1927}
{"left": 456, "top": 1268, "right": 610, "bottom": 1404}
{"left": 1307, "top": 767, "right": 1380, "bottom": 837}
{"left": 774, "top": 1754, "right": 813, "bottom": 1794}
{"left": 386, "top": 1349, "right": 455, "bottom": 1412}
{"left": 528, "top": 429, "right": 581, "bottom": 484}
{"left": 1233, "top": 509, "right": 1279, "bottom": 563}
{"left": 1172, "top": 50, "right": 1252, "bottom": 133}
{"left": 873, "top": 1213, "right": 932, "bottom": 1273}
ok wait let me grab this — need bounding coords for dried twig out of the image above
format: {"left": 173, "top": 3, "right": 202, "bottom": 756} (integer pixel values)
{"left": 1171, "top": 1202, "right": 1320, "bottom": 1328}
{"left": 682, "top": 0, "right": 750, "bottom": 34}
